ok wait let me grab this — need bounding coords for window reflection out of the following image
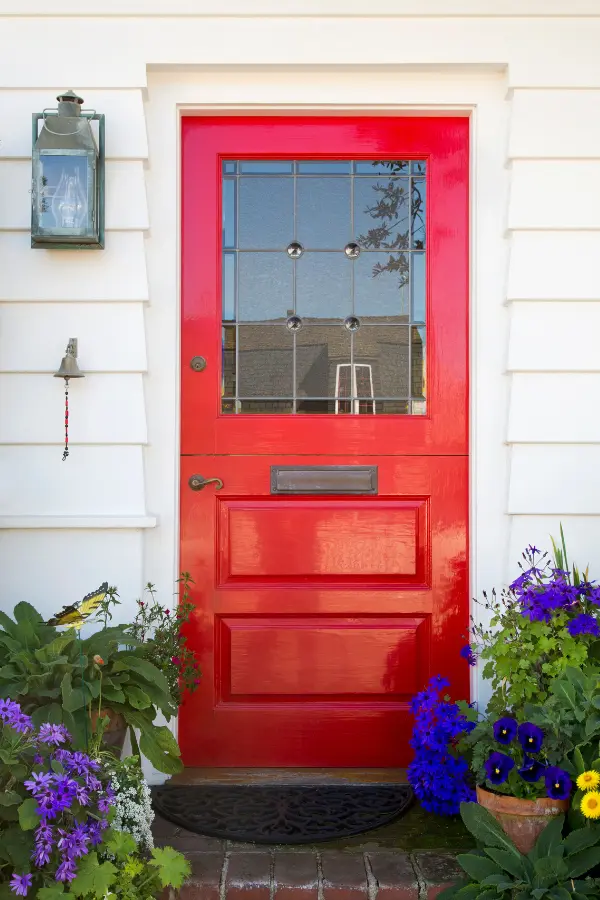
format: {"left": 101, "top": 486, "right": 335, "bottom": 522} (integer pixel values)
{"left": 221, "top": 160, "right": 428, "bottom": 414}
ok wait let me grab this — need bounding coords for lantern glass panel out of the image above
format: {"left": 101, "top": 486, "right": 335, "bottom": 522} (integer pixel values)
{"left": 36, "top": 153, "right": 92, "bottom": 232}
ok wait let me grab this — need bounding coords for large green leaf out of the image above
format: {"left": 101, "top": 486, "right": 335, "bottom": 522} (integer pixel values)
{"left": 529, "top": 816, "right": 565, "bottom": 863}
{"left": 0, "top": 826, "right": 34, "bottom": 868}
{"left": 117, "top": 655, "right": 172, "bottom": 698}
{"left": 18, "top": 797, "right": 39, "bottom": 830}
{"left": 71, "top": 852, "right": 117, "bottom": 898}
{"left": 13, "top": 602, "right": 46, "bottom": 628}
{"left": 564, "top": 826, "right": 600, "bottom": 855}
{"left": 0, "top": 790, "right": 23, "bottom": 807}
{"left": 460, "top": 802, "right": 522, "bottom": 856}
{"left": 139, "top": 731, "right": 184, "bottom": 774}
{"left": 61, "top": 672, "right": 87, "bottom": 712}
{"left": 31, "top": 703, "right": 63, "bottom": 727}
{"left": 485, "top": 848, "right": 528, "bottom": 881}
{"left": 567, "top": 847, "right": 600, "bottom": 878}
{"left": 547, "top": 889, "right": 572, "bottom": 900}
{"left": 34, "top": 632, "right": 76, "bottom": 663}
{"left": 533, "top": 856, "right": 568, "bottom": 882}
{"left": 550, "top": 678, "right": 577, "bottom": 710}
{"left": 456, "top": 854, "right": 502, "bottom": 882}
{"left": 149, "top": 846, "right": 191, "bottom": 889}
{"left": 123, "top": 685, "right": 151, "bottom": 710}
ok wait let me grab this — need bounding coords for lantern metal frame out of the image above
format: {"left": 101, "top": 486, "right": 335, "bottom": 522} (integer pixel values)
{"left": 31, "top": 108, "right": 105, "bottom": 250}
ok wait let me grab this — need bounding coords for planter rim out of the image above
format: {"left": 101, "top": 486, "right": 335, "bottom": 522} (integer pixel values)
{"left": 476, "top": 784, "right": 569, "bottom": 817}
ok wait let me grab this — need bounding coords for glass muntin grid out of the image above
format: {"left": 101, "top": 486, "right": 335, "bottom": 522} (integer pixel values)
{"left": 221, "top": 159, "right": 427, "bottom": 415}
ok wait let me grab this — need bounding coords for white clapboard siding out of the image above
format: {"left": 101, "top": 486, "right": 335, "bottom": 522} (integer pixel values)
{"left": 509, "top": 516, "right": 600, "bottom": 575}
{"left": 509, "top": 90, "right": 600, "bottom": 159}
{"left": 0, "top": 374, "right": 147, "bottom": 444}
{"left": 509, "top": 445, "right": 600, "bottom": 514}
{"left": 507, "top": 232, "right": 600, "bottom": 301}
{"left": 0, "top": 528, "right": 144, "bottom": 622}
{"left": 508, "top": 302, "right": 600, "bottom": 372}
{"left": 508, "top": 373, "right": 600, "bottom": 442}
{"left": 0, "top": 303, "right": 147, "bottom": 373}
{"left": 0, "top": 160, "right": 149, "bottom": 231}
{"left": 0, "top": 90, "right": 148, "bottom": 160}
{"left": 0, "top": 445, "right": 145, "bottom": 515}
{"left": 0, "top": 232, "right": 148, "bottom": 302}
{"left": 509, "top": 162, "right": 600, "bottom": 231}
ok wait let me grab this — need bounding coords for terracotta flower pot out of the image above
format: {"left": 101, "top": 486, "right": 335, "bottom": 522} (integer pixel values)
{"left": 476, "top": 785, "right": 569, "bottom": 854}
{"left": 90, "top": 707, "right": 127, "bottom": 753}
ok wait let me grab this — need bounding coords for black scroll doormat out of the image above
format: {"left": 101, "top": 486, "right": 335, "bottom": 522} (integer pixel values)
{"left": 152, "top": 783, "right": 414, "bottom": 844}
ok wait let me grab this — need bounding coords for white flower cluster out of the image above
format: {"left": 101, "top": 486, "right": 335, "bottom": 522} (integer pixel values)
{"left": 108, "top": 763, "right": 155, "bottom": 853}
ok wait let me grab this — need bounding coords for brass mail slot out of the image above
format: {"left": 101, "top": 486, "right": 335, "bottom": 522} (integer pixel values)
{"left": 270, "top": 466, "right": 378, "bottom": 495}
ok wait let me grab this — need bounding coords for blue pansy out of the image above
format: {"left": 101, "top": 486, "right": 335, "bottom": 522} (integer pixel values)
{"left": 493, "top": 717, "right": 518, "bottom": 746}
{"left": 545, "top": 766, "right": 572, "bottom": 800}
{"left": 518, "top": 722, "right": 544, "bottom": 753}
{"left": 484, "top": 751, "right": 515, "bottom": 785}
{"left": 519, "top": 756, "right": 545, "bottom": 783}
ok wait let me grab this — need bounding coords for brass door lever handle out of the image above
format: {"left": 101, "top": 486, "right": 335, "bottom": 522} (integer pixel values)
{"left": 188, "top": 475, "right": 224, "bottom": 491}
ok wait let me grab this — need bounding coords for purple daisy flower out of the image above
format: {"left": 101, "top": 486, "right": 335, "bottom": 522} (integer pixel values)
{"left": 493, "top": 717, "right": 518, "bottom": 745}
{"left": 460, "top": 644, "right": 477, "bottom": 667}
{"left": 55, "top": 859, "right": 77, "bottom": 883}
{"left": 10, "top": 874, "right": 32, "bottom": 897}
{"left": 24, "top": 771, "right": 54, "bottom": 796}
{"left": 518, "top": 722, "right": 544, "bottom": 753}
{"left": 38, "top": 723, "right": 70, "bottom": 746}
{"left": 545, "top": 766, "right": 572, "bottom": 800}
{"left": 567, "top": 613, "right": 600, "bottom": 637}
{"left": 484, "top": 751, "right": 515, "bottom": 785}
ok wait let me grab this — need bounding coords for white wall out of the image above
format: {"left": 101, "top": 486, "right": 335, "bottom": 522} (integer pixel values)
{"left": 0, "top": 1, "right": 599, "bottom": 775}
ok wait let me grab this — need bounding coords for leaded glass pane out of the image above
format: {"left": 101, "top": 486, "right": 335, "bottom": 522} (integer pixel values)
{"left": 221, "top": 159, "right": 428, "bottom": 414}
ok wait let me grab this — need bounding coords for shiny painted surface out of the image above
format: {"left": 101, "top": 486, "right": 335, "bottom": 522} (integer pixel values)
{"left": 180, "top": 117, "right": 469, "bottom": 766}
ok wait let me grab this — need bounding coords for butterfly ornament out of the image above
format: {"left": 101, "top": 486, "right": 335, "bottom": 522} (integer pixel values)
{"left": 47, "top": 582, "right": 109, "bottom": 629}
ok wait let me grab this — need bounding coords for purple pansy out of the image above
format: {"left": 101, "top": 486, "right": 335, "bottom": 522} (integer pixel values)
{"left": 518, "top": 722, "right": 544, "bottom": 753}
{"left": 493, "top": 717, "right": 518, "bottom": 746}
{"left": 545, "top": 766, "right": 572, "bottom": 800}
{"left": 484, "top": 751, "right": 515, "bottom": 785}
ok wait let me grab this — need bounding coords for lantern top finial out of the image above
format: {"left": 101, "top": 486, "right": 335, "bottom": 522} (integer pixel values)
{"left": 56, "top": 90, "right": 84, "bottom": 105}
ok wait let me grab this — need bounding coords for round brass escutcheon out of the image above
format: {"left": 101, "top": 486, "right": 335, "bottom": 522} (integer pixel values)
{"left": 190, "top": 356, "right": 207, "bottom": 372}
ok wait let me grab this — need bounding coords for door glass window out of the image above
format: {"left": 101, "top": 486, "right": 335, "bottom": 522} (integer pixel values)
{"left": 221, "top": 159, "right": 427, "bottom": 415}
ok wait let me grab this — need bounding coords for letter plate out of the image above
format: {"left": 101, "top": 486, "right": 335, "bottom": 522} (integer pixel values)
{"left": 270, "top": 466, "right": 378, "bottom": 495}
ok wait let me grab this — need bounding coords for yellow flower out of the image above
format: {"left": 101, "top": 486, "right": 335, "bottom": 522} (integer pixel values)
{"left": 577, "top": 770, "right": 600, "bottom": 791}
{"left": 581, "top": 791, "right": 600, "bottom": 819}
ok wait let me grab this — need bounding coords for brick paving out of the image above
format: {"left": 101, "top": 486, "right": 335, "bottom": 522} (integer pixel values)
{"left": 153, "top": 816, "right": 462, "bottom": 900}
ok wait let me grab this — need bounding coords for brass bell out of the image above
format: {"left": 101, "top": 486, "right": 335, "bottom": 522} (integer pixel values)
{"left": 54, "top": 338, "right": 84, "bottom": 379}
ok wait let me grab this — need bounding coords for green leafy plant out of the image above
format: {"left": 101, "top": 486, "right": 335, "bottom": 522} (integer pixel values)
{"left": 0, "top": 603, "right": 181, "bottom": 774}
{"left": 439, "top": 803, "right": 600, "bottom": 900}
{"left": 128, "top": 573, "right": 201, "bottom": 706}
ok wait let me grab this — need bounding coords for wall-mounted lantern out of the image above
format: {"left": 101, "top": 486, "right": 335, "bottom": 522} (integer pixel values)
{"left": 31, "top": 91, "right": 105, "bottom": 249}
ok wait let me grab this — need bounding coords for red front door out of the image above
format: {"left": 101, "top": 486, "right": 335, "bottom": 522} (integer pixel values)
{"left": 180, "top": 117, "right": 469, "bottom": 767}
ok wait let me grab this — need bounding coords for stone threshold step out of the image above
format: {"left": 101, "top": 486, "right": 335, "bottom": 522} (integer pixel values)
{"left": 170, "top": 769, "right": 408, "bottom": 786}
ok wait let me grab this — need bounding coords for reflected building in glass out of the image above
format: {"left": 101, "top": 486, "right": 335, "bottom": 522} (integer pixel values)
{"left": 221, "top": 160, "right": 427, "bottom": 416}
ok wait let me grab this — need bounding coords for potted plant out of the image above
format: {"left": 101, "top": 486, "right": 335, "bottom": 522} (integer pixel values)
{"left": 409, "top": 533, "right": 600, "bottom": 852}
{"left": 0, "top": 697, "right": 190, "bottom": 898}
{"left": 0, "top": 600, "right": 183, "bottom": 774}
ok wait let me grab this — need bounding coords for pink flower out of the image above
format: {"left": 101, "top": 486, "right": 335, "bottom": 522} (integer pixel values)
{"left": 171, "top": 657, "right": 181, "bottom": 666}
{"left": 139, "top": 601, "right": 145, "bottom": 607}
{"left": 194, "top": 678, "right": 201, "bottom": 684}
